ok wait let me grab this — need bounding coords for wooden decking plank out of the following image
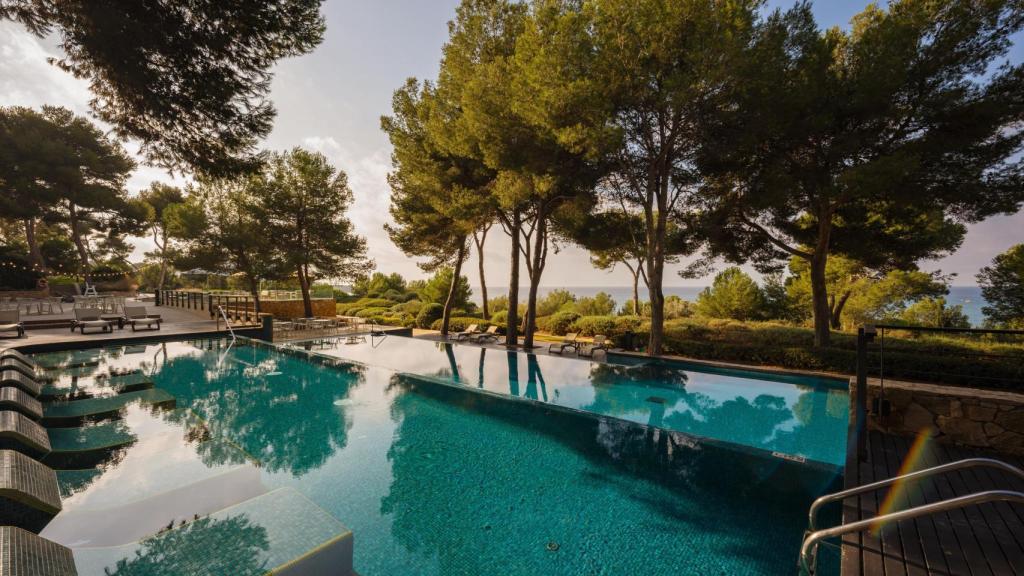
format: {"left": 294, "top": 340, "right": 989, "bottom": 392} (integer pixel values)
{"left": 924, "top": 441, "right": 993, "bottom": 576}
{"left": 861, "top": 433, "right": 889, "bottom": 576}
{"left": 944, "top": 443, "right": 1024, "bottom": 574}
{"left": 910, "top": 438, "right": 973, "bottom": 576}
{"left": 841, "top": 442, "right": 864, "bottom": 576}
{"left": 888, "top": 435, "right": 952, "bottom": 576}
{"left": 880, "top": 433, "right": 929, "bottom": 576}
{"left": 875, "top": 434, "right": 910, "bottom": 576}
{"left": 936, "top": 441, "right": 1012, "bottom": 576}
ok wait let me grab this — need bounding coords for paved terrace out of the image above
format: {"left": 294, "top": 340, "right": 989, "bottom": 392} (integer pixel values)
{"left": 1, "top": 299, "right": 237, "bottom": 349}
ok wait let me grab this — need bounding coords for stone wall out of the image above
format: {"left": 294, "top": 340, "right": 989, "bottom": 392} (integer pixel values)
{"left": 860, "top": 377, "right": 1024, "bottom": 455}
{"left": 260, "top": 298, "right": 336, "bottom": 319}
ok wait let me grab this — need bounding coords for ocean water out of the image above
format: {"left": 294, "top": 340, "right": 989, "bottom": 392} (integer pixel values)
{"left": 473, "top": 285, "right": 988, "bottom": 326}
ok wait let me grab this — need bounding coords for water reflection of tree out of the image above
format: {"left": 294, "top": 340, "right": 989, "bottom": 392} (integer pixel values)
{"left": 103, "top": 515, "right": 269, "bottom": 576}
{"left": 156, "top": 346, "right": 366, "bottom": 476}
{"left": 586, "top": 364, "right": 794, "bottom": 448}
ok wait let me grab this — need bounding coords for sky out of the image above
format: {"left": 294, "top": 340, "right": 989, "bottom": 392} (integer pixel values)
{"left": 1, "top": 1, "right": 1021, "bottom": 288}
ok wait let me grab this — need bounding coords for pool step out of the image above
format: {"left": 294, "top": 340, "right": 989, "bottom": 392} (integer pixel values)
{"left": 0, "top": 388, "right": 43, "bottom": 421}
{"left": 42, "top": 421, "right": 137, "bottom": 469}
{"left": 70, "top": 487, "right": 354, "bottom": 576}
{"left": 0, "top": 449, "right": 62, "bottom": 532}
{"left": 43, "top": 464, "right": 267, "bottom": 548}
{"left": 1, "top": 357, "right": 45, "bottom": 381}
{"left": 42, "top": 389, "right": 176, "bottom": 427}
{"left": 40, "top": 371, "right": 154, "bottom": 402}
{"left": 0, "top": 410, "right": 51, "bottom": 457}
{"left": 1, "top": 370, "right": 43, "bottom": 397}
{"left": 0, "top": 526, "right": 77, "bottom": 576}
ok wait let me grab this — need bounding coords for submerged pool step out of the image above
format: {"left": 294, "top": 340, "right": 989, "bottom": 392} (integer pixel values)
{"left": 0, "top": 388, "right": 43, "bottom": 421}
{"left": 1, "top": 370, "right": 43, "bottom": 397}
{"left": 70, "top": 487, "right": 354, "bottom": 576}
{"left": 0, "top": 410, "right": 51, "bottom": 457}
{"left": 43, "top": 464, "right": 268, "bottom": 548}
{"left": 0, "top": 449, "right": 62, "bottom": 533}
{"left": 42, "top": 421, "right": 137, "bottom": 469}
{"left": 42, "top": 389, "right": 176, "bottom": 427}
{"left": 0, "top": 526, "right": 77, "bottom": 576}
{"left": 39, "top": 371, "right": 154, "bottom": 402}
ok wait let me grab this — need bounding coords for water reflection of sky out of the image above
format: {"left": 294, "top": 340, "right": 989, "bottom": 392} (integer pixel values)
{"left": 296, "top": 336, "right": 848, "bottom": 466}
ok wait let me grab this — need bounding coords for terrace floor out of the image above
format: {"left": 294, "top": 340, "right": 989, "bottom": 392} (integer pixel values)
{"left": 1, "top": 300, "right": 235, "bottom": 349}
{"left": 842, "top": 430, "right": 1024, "bottom": 576}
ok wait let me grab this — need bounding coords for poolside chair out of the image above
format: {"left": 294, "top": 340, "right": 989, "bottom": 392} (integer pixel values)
{"left": 0, "top": 310, "right": 25, "bottom": 339}
{"left": 577, "top": 334, "right": 609, "bottom": 358}
{"left": 71, "top": 308, "right": 113, "bottom": 334}
{"left": 122, "top": 306, "right": 162, "bottom": 332}
{"left": 548, "top": 332, "right": 579, "bottom": 354}
{"left": 470, "top": 325, "right": 499, "bottom": 343}
{"left": 450, "top": 324, "right": 479, "bottom": 341}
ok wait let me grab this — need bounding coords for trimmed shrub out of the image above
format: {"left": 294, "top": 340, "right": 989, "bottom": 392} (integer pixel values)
{"left": 571, "top": 315, "right": 644, "bottom": 337}
{"left": 490, "top": 310, "right": 508, "bottom": 326}
{"left": 538, "top": 311, "right": 580, "bottom": 335}
{"left": 416, "top": 302, "right": 445, "bottom": 329}
{"left": 430, "top": 316, "right": 497, "bottom": 333}
{"left": 355, "top": 307, "right": 390, "bottom": 318}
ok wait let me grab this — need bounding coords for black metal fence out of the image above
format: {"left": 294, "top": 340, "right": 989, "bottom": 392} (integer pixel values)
{"left": 855, "top": 324, "right": 1024, "bottom": 461}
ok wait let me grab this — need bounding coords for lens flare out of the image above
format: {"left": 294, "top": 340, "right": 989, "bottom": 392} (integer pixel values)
{"left": 870, "top": 427, "right": 935, "bottom": 536}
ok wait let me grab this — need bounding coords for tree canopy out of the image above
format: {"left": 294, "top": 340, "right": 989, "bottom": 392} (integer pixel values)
{"left": 1, "top": 0, "right": 327, "bottom": 176}
{"left": 977, "top": 244, "right": 1024, "bottom": 328}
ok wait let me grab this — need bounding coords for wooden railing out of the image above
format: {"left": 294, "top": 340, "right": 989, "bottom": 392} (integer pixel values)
{"left": 156, "top": 290, "right": 258, "bottom": 324}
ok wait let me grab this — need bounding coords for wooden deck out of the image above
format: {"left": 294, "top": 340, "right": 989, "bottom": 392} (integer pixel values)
{"left": 841, "top": 430, "right": 1024, "bottom": 575}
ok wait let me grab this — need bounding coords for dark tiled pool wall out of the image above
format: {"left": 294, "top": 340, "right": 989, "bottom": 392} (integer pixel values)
{"left": 393, "top": 372, "right": 844, "bottom": 502}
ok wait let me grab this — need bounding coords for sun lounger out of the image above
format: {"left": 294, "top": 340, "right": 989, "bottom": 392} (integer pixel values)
{"left": 450, "top": 324, "right": 479, "bottom": 341}
{"left": 577, "top": 334, "right": 609, "bottom": 358}
{"left": 0, "top": 310, "right": 24, "bottom": 338}
{"left": 122, "top": 306, "right": 162, "bottom": 332}
{"left": 470, "top": 325, "right": 499, "bottom": 343}
{"left": 71, "top": 308, "right": 113, "bottom": 334}
{"left": 548, "top": 332, "right": 579, "bottom": 354}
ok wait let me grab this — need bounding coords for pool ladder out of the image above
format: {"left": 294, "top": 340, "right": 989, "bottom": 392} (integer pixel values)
{"left": 800, "top": 457, "right": 1024, "bottom": 575}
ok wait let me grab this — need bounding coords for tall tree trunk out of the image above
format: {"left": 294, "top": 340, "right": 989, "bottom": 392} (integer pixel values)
{"left": 830, "top": 290, "right": 852, "bottom": 330}
{"left": 646, "top": 202, "right": 668, "bottom": 356}
{"left": 473, "top": 227, "right": 490, "bottom": 320}
{"left": 247, "top": 274, "right": 262, "bottom": 314}
{"left": 68, "top": 204, "right": 91, "bottom": 283}
{"left": 23, "top": 218, "right": 46, "bottom": 272}
{"left": 505, "top": 210, "right": 521, "bottom": 347}
{"left": 523, "top": 213, "right": 547, "bottom": 349}
{"left": 810, "top": 215, "right": 834, "bottom": 347}
{"left": 630, "top": 265, "right": 640, "bottom": 317}
{"left": 297, "top": 265, "right": 313, "bottom": 317}
{"left": 810, "top": 255, "right": 831, "bottom": 346}
{"left": 441, "top": 242, "right": 467, "bottom": 336}
{"left": 154, "top": 227, "right": 168, "bottom": 291}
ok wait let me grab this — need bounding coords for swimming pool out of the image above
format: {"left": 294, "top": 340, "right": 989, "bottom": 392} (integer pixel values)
{"left": 25, "top": 336, "right": 847, "bottom": 575}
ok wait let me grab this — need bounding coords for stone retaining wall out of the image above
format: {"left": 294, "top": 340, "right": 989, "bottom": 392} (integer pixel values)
{"left": 860, "top": 377, "right": 1024, "bottom": 455}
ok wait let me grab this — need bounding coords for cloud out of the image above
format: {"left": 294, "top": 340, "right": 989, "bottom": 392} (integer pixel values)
{"left": 0, "top": 23, "right": 92, "bottom": 113}
{"left": 300, "top": 136, "right": 412, "bottom": 275}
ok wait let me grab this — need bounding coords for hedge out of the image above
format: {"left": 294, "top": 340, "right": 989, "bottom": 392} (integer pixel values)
{"left": 537, "top": 311, "right": 580, "bottom": 335}
{"left": 430, "top": 316, "right": 497, "bottom": 333}
{"left": 571, "top": 315, "right": 644, "bottom": 337}
{"left": 416, "top": 303, "right": 444, "bottom": 328}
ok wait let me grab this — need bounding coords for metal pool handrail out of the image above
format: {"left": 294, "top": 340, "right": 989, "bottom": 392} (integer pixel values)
{"left": 801, "top": 490, "right": 1024, "bottom": 575}
{"left": 807, "top": 457, "right": 1024, "bottom": 530}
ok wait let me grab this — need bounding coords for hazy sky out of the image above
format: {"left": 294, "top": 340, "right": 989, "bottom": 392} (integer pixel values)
{"left": 1, "top": 1, "right": 1020, "bottom": 287}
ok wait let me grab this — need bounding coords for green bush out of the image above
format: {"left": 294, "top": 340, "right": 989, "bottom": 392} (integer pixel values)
{"left": 490, "top": 310, "right": 508, "bottom": 326}
{"left": 657, "top": 318, "right": 1024, "bottom": 389}
{"left": 391, "top": 300, "right": 422, "bottom": 315}
{"left": 416, "top": 302, "right": 445, "bottom": 329}
{"left": 355, "top": 307, "right": 390, "bottom": 318}
{"left": 430, "top": 316, "right": 496, "bottom": 332}
{"left": 538, "top": 311, "right": 581, "bottom": 335}
{"left": 571, "top": 315, "right": 644, "bottom": 337}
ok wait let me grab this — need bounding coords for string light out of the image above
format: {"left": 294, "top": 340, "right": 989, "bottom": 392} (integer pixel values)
{"left": 0, "top": 260, "right": 133, "bottom": 280}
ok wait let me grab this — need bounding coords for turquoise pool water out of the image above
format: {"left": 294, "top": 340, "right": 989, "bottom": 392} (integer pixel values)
{"left": 32, "top": 337, "right": 845, "bottom": 575}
